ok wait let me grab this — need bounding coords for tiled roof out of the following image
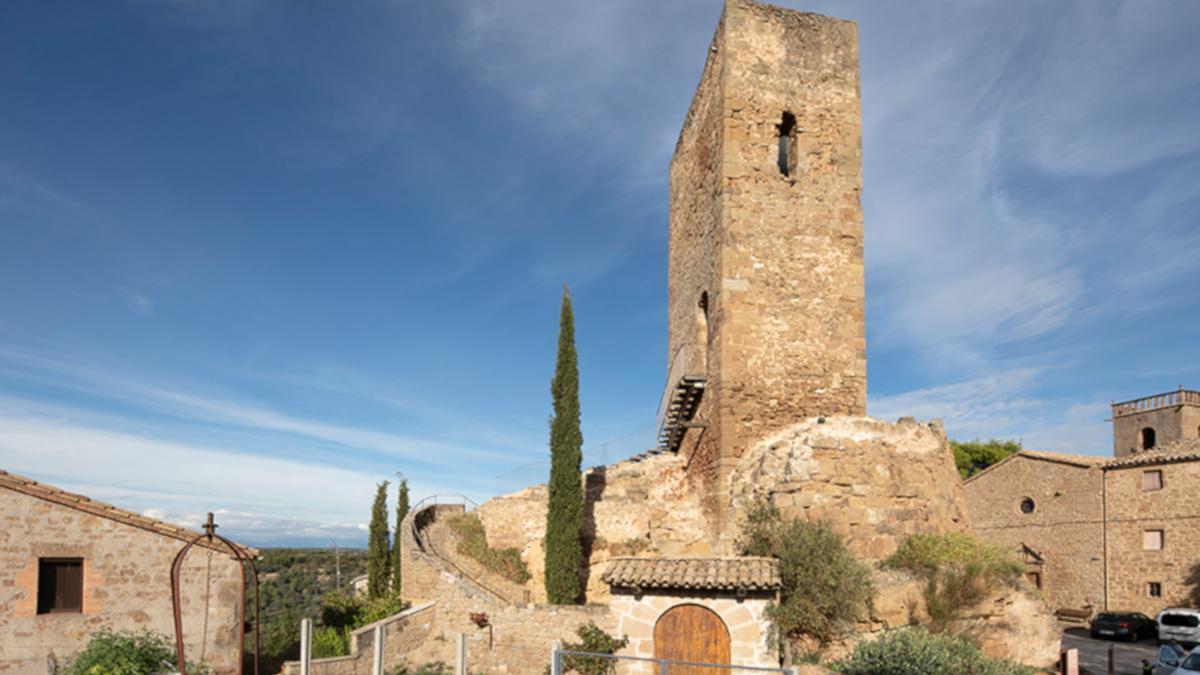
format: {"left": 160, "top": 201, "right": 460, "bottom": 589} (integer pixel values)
{"left": 1019, "top": 450, "right": 1109, "bottom": 467}
{"left": 602, "top": 557, "right": 780, "bottom": 592}
{"left": 1104, "top": 439, "right": 1200, "bottom": 469}
{"left": 0, "top": 469, "right": 254, "bottom": 557}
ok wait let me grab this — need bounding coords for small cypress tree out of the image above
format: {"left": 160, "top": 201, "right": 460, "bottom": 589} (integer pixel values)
{"left": 367, "top": 481, "right": 391, "bottom": 600}
{"left": 391, "top": 479, "right": 409, "bottom": 596}
{"left": 544, "top": 286, "right": 584, "bottom": 604}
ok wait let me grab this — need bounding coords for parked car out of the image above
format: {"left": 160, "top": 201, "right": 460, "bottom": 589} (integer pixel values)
{"left": 1090, "top": 611, "right": 1157, "bottom": 641}
{"left": 1159, "top": 609, "right": 1200, "bottom": 647}
{"left": 1154, "top": 644, "right": 1200, "bottom": 673}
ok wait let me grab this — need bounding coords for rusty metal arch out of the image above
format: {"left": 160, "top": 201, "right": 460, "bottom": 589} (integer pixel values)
{"left": 171, "top": 512, "right": 260, "bottom": 675}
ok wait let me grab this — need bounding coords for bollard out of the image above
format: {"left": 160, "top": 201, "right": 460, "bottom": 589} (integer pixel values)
{"left": 372, "top": 625, "right": 384, "bottom": 675}
{"left": 456, "top": 633, "right": 467, "bottom": 675}
{"left": 299, "top": 619, "right": 312, "bottom": 675}
{"left": 1107, "top": 643, "right": 1114, "bottom": 675}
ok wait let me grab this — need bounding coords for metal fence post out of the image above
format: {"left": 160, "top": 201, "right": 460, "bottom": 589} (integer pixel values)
{"left": 659, "top": 660, "right": 669, "bottom": 675}
{"left": 372, "top": 625, "right": 384, "bottom": 675}
{"left": 550, "top": 641, "right": 562, "bottom": 675}
{"left": 456, "top": 633, "right": 467, "bottom": 675}
{"left": 1106, "top": 643, "right": 1114, "bottom": 675}
{"left": 299, "top": 618, "right": 312, "bottom": 675}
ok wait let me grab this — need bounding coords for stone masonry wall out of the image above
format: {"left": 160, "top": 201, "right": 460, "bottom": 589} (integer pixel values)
{"left": 0, "top": 489, "right": 243, "bottom": 674}
{"left": 475, "top": 453, "right": 709, "bottom": 604}
{"left": 1105, "top": 460, "right": 1200, "bottom": 615}
{"left": 726, "top": 416, "right": 970, "bottom": 560}
{"left": 1113, "top": 404, "right": 1200, "bottom": 457}
{"left": 964, "top": 455, "right": 1105, "bottom": 613}
{"left": 280, "top": 603, "right": 437, "bottom": 675}
{"left": 668, "top": 1, "right": 865, "bottom": 529}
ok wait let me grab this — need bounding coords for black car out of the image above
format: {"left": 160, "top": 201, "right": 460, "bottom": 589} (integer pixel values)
{"left": 1090, "top": 612, "right": 1158, "bottom": 641}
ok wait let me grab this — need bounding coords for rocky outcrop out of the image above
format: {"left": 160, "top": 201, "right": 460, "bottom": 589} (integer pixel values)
{"left": 726, "top": 416, "right": 972, "bottom": 560}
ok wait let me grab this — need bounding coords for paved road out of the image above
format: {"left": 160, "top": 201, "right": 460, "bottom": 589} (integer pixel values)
{"left": 1062, "top": 628, "right": 1161, "bottom": 675}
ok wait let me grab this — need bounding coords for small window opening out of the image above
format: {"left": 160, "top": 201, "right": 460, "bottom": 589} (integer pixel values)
{"left": 777, "top": 112, "right": 796, "bottom": 176}
{"left": 37, "top": 558, "right": 83, "bottom": 614}
{"left": 1143, "top": 470, "right": 1163, "bottom": 492}
{"left": 1141, "top": 427, "right": 1157, "bottom": 450}
{"left": 1149, "top": 582, "right": 1163, "bottom": 598}
{"left": 1026, "top": 571, "right": 1042, "bottom": 590}
{"left": 1143, "top": 529, "right": 1164, "bottom": 551}
{"left": 1019, "top": 497, "right": 1035, "bottom": 514}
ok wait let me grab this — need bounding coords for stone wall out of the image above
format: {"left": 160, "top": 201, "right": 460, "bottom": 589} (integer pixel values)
{"left": 669, "top": 0, "right": 865, "bottom": 522}
{"left": 1113, "top": 403, "right": 1200, "bottom": 457}
{"left": 964, "top": 454, "right": 1105, "bottom": 612}
{"left": 475, "top": 453, "right": 709, "bottom": 604}
{"left": 726, "top": 416, "right": 971, "bottom": 560}
{"left": 1105, "top": 459, "right": 1200, "bottom": 614}
{"left": 280, "top": 603, "right": 437, "bottom": 675}
{"left": 0, "top": 489, "right": 244, "bottom": 673}
{"left": 608, "top": 590, "right": 776, "bottom": 673}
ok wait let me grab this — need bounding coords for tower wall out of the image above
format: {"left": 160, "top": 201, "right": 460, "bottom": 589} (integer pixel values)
{"left": 668, "top": 0, "right": 865, "bottom": 503}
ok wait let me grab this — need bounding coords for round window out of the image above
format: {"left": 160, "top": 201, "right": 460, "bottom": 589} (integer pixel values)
{"left": 1019, "top": 498, "right": 1035, "bottom": 514}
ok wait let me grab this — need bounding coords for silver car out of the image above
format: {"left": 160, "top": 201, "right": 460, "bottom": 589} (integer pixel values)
{"left": 1156, "top": 645, "right": 1200, "bottom": 674}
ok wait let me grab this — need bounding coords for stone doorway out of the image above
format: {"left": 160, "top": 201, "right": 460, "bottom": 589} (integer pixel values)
{"left": 653, "top": 604, "right": 730, "bottom": 674}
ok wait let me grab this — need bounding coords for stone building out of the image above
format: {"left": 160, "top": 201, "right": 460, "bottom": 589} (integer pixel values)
{"left": 964, "top": 389, "right": 1200, "bottom": 617}
{"left": 0, "top": 469, "right": 249, "bottom": 674}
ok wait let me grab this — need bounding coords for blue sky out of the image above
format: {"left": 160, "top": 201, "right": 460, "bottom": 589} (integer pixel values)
{"left": 1, "top": 0, "right": 1197, "bottom": 547}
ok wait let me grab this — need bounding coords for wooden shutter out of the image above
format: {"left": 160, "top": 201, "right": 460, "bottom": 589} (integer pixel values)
{"left": 37, "top": 559, "right": 83, "bottom": 614}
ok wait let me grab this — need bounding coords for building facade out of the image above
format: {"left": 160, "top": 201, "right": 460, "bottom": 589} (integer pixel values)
{"left": 964, "top": 389, "right": 1200, "bottom": 617}
{"left": 0, "top": 469, "right": 249, "bottom": 674}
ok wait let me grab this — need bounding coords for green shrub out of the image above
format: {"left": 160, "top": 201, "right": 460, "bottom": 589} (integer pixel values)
{"left": 64, "top": 629, "right": 182, "bottom": 675}
{"left": 448, "top": 514, "right": 532, "bottom": 584}
{"left": 886, "top": 533, "right": 1023, "bottom": 629}
{"left": 320, "top": 589, "right": 409, "bottom": 632}
{"left": 357, "top": 594, "right": 410, "bottom": 627}
{"left": 312, "top": 626, "right": 350, "bottom": 658}
{"left": 739, "top": 499, "right": 873, "bottom": 643}
{"left": 832, "top": 626, "right": 1034, "bottom": 675}
{"left": 388, "top": 662, "right": 452, "bottom": 675}
{"left": 554, "top": 622, "right": 628, "bottom": 675}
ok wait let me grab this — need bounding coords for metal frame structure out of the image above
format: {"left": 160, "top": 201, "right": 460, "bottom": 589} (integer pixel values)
{"left": 170, "top": 512, "right": 260, "bottom": 675}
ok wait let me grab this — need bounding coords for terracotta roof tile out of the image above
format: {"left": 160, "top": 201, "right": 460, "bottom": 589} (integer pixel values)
{"left": 1104, "top": 439, "right": 1200, "bottom": 469}
{"left": 1019, "top": 450, "right": 1109, "bottom": 467}
{"left": 602, "top": 557, "right": 780, "bottom": 592}
{"left": 0, "top": 468, "right": 254, "bottom": 557}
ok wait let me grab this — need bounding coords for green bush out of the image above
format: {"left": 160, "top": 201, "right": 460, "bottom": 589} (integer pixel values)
{"left": 556, "top": 622, "right": 628, "bottom": 675}
{"left": 832, "top": 626, "right": 1034, "bottom": 675}
{"left": 357, "top": 594, "right": 410, "bottom": 627}
{"left": 311, "top": 626, "right": 350, "bottom": 658}
{"left": 886, "top": 533, "right": 1023, "bottom": 629}
{"left": 951, "top": 439, "right": 1020, "bottom": 478}
{"left": 388, "top": 663, "right": 452, "bottom": 675}
{"left": 739, "top": 499, "right": 873, "bottom": 643}
{"left": 321, "top": 589, "right": 409, "bottom": 631}
{"left": 448, "top": 514, "right": 532, "bottom": 584}
{"left": 64, "top": 629, "right": 182, "bottom": 675}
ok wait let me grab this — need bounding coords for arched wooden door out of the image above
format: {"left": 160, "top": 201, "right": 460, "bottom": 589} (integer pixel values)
{"left": 653, "top": 604, "right": 731, "bottom": 674}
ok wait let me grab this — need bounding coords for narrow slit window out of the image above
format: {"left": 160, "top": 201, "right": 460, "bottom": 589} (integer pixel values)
{"left": 777, "top": 112, "right": 796, "bottom": 176}
{"left": 1149, "top": 582, "right": 1163, "bottom": 598}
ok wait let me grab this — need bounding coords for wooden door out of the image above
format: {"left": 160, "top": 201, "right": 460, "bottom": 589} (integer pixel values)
{"left": 653, "top": 604, "right": 731, "bottom": 674}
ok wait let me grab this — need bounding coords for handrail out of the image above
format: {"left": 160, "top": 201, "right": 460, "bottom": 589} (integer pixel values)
{"left": 408, "top": 498, "right": 518, "bottom": 604}
{"left": 655, "top": 343, "right": 705, "bottom": 434}
{"left": 411, "top": 494, "right": 478, "bottom": 513}
{"left": 1112, "top": 388, "right": 1200, "bottom": 416}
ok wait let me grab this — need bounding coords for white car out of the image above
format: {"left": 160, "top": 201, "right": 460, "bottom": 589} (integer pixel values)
{"left": 1156, "top": 645, "right": 1200, "bottom": 674}
{"left": 1160, "top": 609, "right": 1200, "bottom": 647}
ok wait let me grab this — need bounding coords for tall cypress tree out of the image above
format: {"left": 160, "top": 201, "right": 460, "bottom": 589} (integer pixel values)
{"left": 544, "top": 286, "right": 584, "bottom": 604}
{"left": 391, "top": 479, "right": 409, "bottom": 596}
{"left": 367, "top": 480, "right": 391, "bottom": 600}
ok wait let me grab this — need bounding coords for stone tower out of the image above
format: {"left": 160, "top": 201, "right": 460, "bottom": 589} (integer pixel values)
{"left": 1110, "top": 388, "right": 1200, "bottom": 458}
{"left": 658, "top": 0, "right": 865, "bottom": 513}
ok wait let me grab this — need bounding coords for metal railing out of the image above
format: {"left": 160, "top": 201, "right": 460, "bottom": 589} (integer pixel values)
{"left": 655, "top": 343, "right": 705, "bottom": 435}
{"left": 408, "top": 494, "right": 519, "bottom": 604}
{"left": 551, "top": 649, "right": 796, "bottom": 675}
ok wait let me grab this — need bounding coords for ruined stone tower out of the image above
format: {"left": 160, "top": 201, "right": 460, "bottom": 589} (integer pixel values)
{"left": 658, "top": 0, "right": 865, "bottom": 512}
{"left": 1111, "top": 387, "right": 1200, "bottom": 457}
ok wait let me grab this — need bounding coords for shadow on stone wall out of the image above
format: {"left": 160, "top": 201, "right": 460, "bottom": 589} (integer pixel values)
{"left": 580, "top": 466, "right": 608, "bottom": 602}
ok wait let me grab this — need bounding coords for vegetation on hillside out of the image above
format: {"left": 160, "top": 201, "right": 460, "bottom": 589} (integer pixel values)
{"left": 832, "top": 626, "right": 1034, "bottom": 675}
{"left": 951, "top": 439, "right": 1021, "bottom": 478}
{"left": 545, "top": 286, "right": 584, "bottom": 604}
{"left": 739, "top": 498, "right": 873, "bottom": 645}
{"left": 246, "top": 547, "right": 367, "bottom": 672}
{"left": 886, "top": 532, "right": 1024, "bottom": 629}
{"left": 448, "top": 513, "right": 531, "bottom": 584}
{"left": 368, "top": 480, "right": 392, "bottom": 599}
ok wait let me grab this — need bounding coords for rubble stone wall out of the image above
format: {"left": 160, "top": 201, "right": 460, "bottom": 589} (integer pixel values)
{"left": 0, "top": 489, "right": 243, "bottom": 674}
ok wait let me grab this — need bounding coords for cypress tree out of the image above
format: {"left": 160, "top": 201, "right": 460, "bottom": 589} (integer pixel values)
{"left": 391, "top": 479, "right": 409, "bottom": 596}
{"left": 367, "top": 480, "right": 391, "bottom": 600}
{"left": 544, "top": 286, "right": 584, "bottom": 604}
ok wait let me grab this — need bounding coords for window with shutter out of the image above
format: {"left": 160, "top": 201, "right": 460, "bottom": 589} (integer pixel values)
{"left": 37, "top": 558, "right": 83, "bottom": 614}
